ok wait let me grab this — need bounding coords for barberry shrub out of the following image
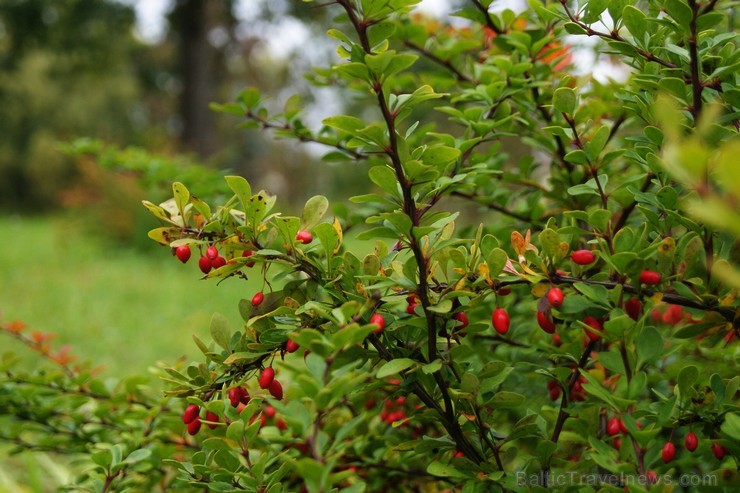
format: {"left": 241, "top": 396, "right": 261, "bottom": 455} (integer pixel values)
{"left": 2, "top": 1, "right": 739, "bottom": 491}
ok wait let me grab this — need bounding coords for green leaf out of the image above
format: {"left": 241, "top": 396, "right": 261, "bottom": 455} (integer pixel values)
{"left": 538, "top": 228, "right": 560, "bottom": 258}
{"left": 721, "top": 413, "right": 740, "bottom": 441}
{"left": 369, "top": 165, "right": 399, "bottom": 196}
{"left": 489, "top": 391, "right": 526, "bottom": 408}
{"left": 585, "top": 125, "right": 610, "bottom": 161}
{"left": 172, "top": 182, "right": 190, "bottom": 217}
{"left": 123, "top": 449, "right": 152, "bottom": 465}
{"left": 427, "top": 461, "right": 467, "bottom": 479}
{"left": 225, "top": 176, "right": 251, "bottom": 211}
{"left": 377, "top": 358, "right": 416, "bottom": 378}
{"left": 487, "top": 248, "right": 509, "bottom": 277}
{"left": 323, "top": 115, "right": 365, "bottom": 134}
{"left": 553, "top": 87, "right": 576, "bottom": 115}
{"left": 676, "top": 365, "right": 699, "bottom": 396}
{"left": 422, "top": 146, "right": 461, "bottom": 167}
{"left": 622, "top": 6, "right": 647, "bottom": 41}
{"left": 210, "top": 313, "right": 231, "bottom": 350}
{"left": 635, "top": 326, "right": 663, "bottom": 367}
{"left": 301, "top": 195, "right": 329, "bottom": 229}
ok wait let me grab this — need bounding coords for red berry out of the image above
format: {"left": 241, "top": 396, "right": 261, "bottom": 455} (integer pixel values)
{"left": 619, "top": 419, "right": 628, "bottom": 434}
{"left": 228, "top": 387, "right": 249, "bottom": 407}
{"left": 211, "top": 255, "right": 226, "bottom": 269}
{"left": 711, "top": 443, "right": 726, "bottom": 460}
{"left": 537, "top": 311, "right": 556, "bottom": 334}
{"left": 264, "top": 405, "right": 276, "bottom": 419}
{"left": 452, "top": 311, "right": 469, "bottom": 331}
{"left": 685, "top": 432, "right": 698, "bottom": 452}
{"left": 647, "top": 470, "right": 658, "bottom": 484}
{"left": 547, "top": 288, "right": 564, "bottom": 308}
{"left": 370, "top": 313, "right": 386, "bottom": 334}
{"left": 552, "top": 333, "right": 561, "bottom": 346}
{"left": 661, "top": 442, "right": 676, "bottom": 463}
{"left": 613, "top": 438, "right": 621, "bottom": 450}
{"left": 205, "top": 411, "right": 219, "bottom": 429}
{"left": 175, "top": 245, "right": 191, "bottom": 263}
{"left": 497, "top": 287, "right": 511, "bottom": 296}
{"left": 639, "top": 269, "right": 661, "bottom": 285}
{"left": 187, "top": 417, "right": 202, "bottom": 435}
{"left": 571, "top": 249, "right": 596, "bottom": 265}
{"left": 625, "top": 298, "right": 642, "bottom": 321}
{"left": 182, "top": 404, "right": 200, "bottom": 424}
{"left": 198, "top": 256, "right": 212, "bottom": 274}
{"left": 549, "top": 387, "right": 560, "bottom": 400}
{"left": 268, "top": 379, "right": 283, "bottom": 400}
{"left": 296, "top": 230, "right": 313, "bottom": 244}
{"left": 583, "top": 316, "right": 602, "bottom": 341}
{"left": 492, "top": 308, "right": 510, "bottom": 335}
{"left": 285, "top": 339, "right": 299, "bottom": 353}
{"left": 206, "top": 245, "right": 219, "bottom": 260}
{"left": 252, "top": 291, "right": 265, "bottom": 307}
{"left": 242, "top": 250, "right": 256, "bottom": 267}
{"left": 607, "top": 418, "right": 621, "bottom": 436}
{"left": 663, "top": 304, "right": 683, "bottom": 325}
{"left": 276, "top": 418, "right": 287, "bottom": 430}
{"left": 453, "top": 451, "right": 465, "bottom": 458}
{"left": 406, "top": 303, "right": 418, "bottom": 315}
{"left": 259, "top": 367, "right": 275, "bottom": 389}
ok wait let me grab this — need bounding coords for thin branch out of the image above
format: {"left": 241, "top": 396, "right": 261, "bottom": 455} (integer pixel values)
{"left": 403, "top": 40, "right": 473, "bottom": 83}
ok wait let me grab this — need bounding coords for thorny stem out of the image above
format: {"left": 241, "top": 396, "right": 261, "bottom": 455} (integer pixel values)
{"left": 559, "top": 0, "right": 678, "bottom": 70}
{"left": 334, "top": 0, "right": 481, "bottom": 460}
{"left": 541, "top": 339, "right": 597, "bottom": 487}
{"left": 403, "top": 40, "right": 473, "bottom": 83}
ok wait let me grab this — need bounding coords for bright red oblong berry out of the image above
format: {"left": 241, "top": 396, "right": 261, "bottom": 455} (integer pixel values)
{"left": 182, "top": 404, "right": 200, "bottom": 424}
{"left": 187, "top": 417, "right": 202, "bottom": 436}
{"left": 639, "top": 269, "right": 662, "bottom": 285}
{"left": 625, "top": 298, "right": 642, "bottom": 321}
{"left": 370, "top": 313, "right": 386, "bottom": 334}
{"left": 259, "top": 367, "right": 275, "bottom": 389}
{"left": 211, "top": 255, "right": 226, "bottom": 269}
{"left": 607, "top": 418, "right": 621, "bottom": 436}
{"left": 583, "top": 316, "right": 602, "bottom": 341}
{"left": 537, "top": 311, "right": 556, "bottom": 334}
{"left": 547, "top": 288, "right": 564, "bottom": 308}
{"left": 685, "top": 432, "right": 698, "bottom": 452}
{"left": 268, "top": 379, "right": 283, "bottom": 400}
{"left": 175, "top": 245, "right": 191, "bottom": 263}
{"left": 661, "top": 442, "right": 676, "bottom": 463}
{"left": 205, "top": 411, "right": 219, "bottom": 429}
{"left": 242, "top": 250, "right": 256, "bottom": 267}
{"left": 491, "top": 308, "right": 510, "bottom": 335}
{"left": 198, "top": 256, "right": 212, "bottom": 274}
{"left": 285, "top": 339, "right": 299, "bottom": 353}
{"left": 252, "top": 291, "right": 265, "bottom": 307}
{"left": 571, "top": 249, "right": 596, "bottom": 265}
{"left": 206, "top": 245, "right": 219, "bottom": 260}
{"left": 452, "top": 311, "right": 469, "bottom": 331}
{"left": 296, "top": 230, "right": 313, "bottom": 244}
{"left": 711, "top": 443, "right": 726, "bottom": 460}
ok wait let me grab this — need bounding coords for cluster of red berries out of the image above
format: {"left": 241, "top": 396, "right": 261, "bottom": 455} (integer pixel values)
{"left": 258, "top": 367, "right": 284, "bottom": 400}
{"left": 181, "top": 403, "right": 219, "bottom": 436}
{"left": 175, "top": 244, "right": 260, "bottom": 274}
{"left": 651, "top": 303, "right": 687, "bottom": 326}
{"left": 379, "top": 396, "right": 409, "bottom": 426}
{"left": 661, "top": 435, "right": 727, "bottom": 463}
{"left": 547, "top": 374, "right": 587, "bottom": 402}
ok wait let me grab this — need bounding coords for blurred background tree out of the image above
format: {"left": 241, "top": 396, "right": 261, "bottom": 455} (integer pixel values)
{"left": 0, "top": 0, "right": 370, "bottom": 221}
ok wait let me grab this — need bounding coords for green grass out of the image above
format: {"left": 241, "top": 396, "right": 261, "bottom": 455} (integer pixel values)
{"left": 0, "top": 215, "right": 257, "bottom": 376}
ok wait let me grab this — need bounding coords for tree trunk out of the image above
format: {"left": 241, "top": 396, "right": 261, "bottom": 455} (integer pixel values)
{"left": 170, "top": 0, "right": 218, "bottom": 158}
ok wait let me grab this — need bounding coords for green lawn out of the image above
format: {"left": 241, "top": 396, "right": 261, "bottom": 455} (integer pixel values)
{"left": 0, "top": 215, "right": 256, "bottom": 376}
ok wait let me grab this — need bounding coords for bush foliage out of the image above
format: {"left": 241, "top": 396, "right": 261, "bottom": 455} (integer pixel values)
{"left": 2, "top": 0, "right": 739, "bottom": 491}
